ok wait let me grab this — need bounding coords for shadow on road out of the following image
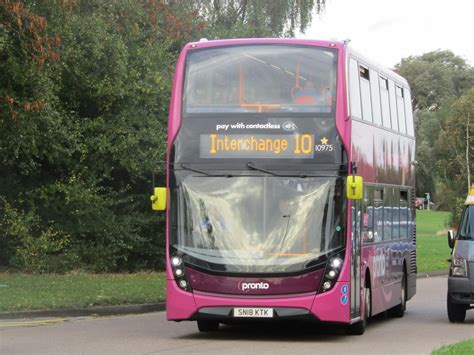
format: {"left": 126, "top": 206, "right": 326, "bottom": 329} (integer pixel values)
{"left": 175, "top": 312, "right": 405, "bottom": 342}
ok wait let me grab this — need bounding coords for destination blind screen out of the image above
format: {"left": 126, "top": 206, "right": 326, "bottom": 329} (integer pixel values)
{"left": 200, "top": 133, "right": 315, "bottom": 159}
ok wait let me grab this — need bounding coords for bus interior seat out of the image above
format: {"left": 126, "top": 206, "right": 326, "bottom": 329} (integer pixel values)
{"left": 295, "top": 95, "right": 316, "bottom": 105}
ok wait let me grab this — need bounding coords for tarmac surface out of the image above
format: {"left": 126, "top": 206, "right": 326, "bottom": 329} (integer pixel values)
{"left": 1, "top": 275, "right": 473, "bottom": 354}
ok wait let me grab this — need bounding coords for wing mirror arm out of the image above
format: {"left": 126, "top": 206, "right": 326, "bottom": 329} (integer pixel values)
{"left": 151, "top": 162, "right": 167, "bottom": 212}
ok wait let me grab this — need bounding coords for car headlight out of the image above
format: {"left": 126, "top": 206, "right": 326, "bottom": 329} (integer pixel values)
{"left": 451, "top": 256, "right": 467, "bottom": 277}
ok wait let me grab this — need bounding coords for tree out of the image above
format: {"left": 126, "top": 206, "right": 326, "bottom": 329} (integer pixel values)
{"left": 396, "top": 50, "right": 474, "bottom": 111}
{"left": 177, "top": 0, "right": 324, "bottom": 38}
{"left": 395, "top": 51, "right": 474, "bottom": 201}
{"left": 435, "top": 89, "right": 474, "bottom": 214}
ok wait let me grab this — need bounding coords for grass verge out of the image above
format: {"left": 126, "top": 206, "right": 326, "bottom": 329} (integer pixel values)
{"left": 432, "top": 339, "right": 474, "bottom": 354}
{"left": 417, "top": 210, "right": 451, "bottom": 237}
{"left": 417, "top": 210, "right": 452, "bottom": 273}
{"left": 0, "top": 272, "right": 165, "bottom": 312}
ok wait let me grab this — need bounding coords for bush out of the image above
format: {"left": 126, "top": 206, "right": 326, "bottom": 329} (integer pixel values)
{"left": 11, "top": 227, "right": 80, "bottom": 274}
{"left": 0, "top": 198, "right": 79, "bottom": 273}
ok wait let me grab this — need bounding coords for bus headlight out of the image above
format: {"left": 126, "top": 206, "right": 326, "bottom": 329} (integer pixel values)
{"left": 451, "top": 256, "right": 467, "bottom": 277}
{"left": 170, "top": 254, "right": 191, "bottom": 291}
{"left": 171, "top": 256, "right": 182, "bottom": 267}
{"left": 330, "top": 256, "right": 343, "bottom": 269}
{"left": 319, "top": 254, "right": 344, "bottom": 292}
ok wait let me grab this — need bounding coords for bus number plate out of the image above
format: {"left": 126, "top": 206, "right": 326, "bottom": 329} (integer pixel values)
{"left": 234, "top": 308, "right": 273, "bottom": 318}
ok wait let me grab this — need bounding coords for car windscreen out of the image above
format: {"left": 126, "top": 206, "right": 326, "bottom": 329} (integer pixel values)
{"left": 459, "top": 205, "right": 474, "bottom": 239}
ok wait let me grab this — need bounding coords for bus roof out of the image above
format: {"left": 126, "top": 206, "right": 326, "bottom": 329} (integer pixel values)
{"left": 185, "top": 38, "right": 346, "bottom": 51}
{"left": 466, "top": 184, "right": 474, "bottom": 205}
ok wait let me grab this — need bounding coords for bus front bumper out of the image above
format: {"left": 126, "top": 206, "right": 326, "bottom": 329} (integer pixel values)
{"left": 166, "top": 280, "right": 351, "bottom": 324}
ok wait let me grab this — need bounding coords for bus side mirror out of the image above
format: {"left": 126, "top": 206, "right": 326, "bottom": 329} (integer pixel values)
{"left": 447, "top": 230, "right": 455, "bottom": 249}
{"left": 346, "top": 176, "right": 363, "bottom": 200}
{"left": 151, "top": 187, "right": 167, "bottom": 211}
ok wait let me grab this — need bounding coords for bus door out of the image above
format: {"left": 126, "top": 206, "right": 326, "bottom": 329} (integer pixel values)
{"left": 350, "top": 200, "right": 362, "bottom": 319}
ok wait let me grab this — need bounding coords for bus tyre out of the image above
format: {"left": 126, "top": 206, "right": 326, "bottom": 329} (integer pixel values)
{"left": 447, "top": 294, "right": 466, "bottom": 323}
{"left": 346, "top": 285, "right": 371, "bottom": 335}
{"left": 197, "top": 320, "right": 219, "bottom": 332}
{"left": 388, "top": 271, "right": 406, "bottom": 318}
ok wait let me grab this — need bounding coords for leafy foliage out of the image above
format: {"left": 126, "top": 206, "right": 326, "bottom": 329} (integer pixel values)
{"left": 435, "top": 89, "right": 474, "bottom": 213}
{"left": 179, "top": 0, "right": 324, "bottom": 38}
{"left": 0, "top": 1, "right": 190, "bottom": 272}
{"left": 397, "top": 50, "right": 474, "bottom": 111}
{"left": 396, "top": 51, "right": 474, "bottom": 220}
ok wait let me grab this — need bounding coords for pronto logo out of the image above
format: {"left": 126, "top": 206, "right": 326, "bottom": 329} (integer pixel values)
{"left": 240, "top": 281, "right": 270, "bottom": 292}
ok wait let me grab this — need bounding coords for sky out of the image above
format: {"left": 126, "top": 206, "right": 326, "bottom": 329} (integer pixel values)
{"left": 299, "top": 0, "right": 474, "bottom": 68}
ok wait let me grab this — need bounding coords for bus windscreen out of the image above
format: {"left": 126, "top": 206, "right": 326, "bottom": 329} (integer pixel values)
{"left": 172, "top": 174, "right": 344, "bottom": 274}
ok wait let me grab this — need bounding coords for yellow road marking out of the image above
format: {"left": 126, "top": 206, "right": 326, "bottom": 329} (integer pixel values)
{"left": 0, "top": 311, "right": 157, "bottom": 328}
{"left": 0, "top": 318, "right": 67, "bottom": 327}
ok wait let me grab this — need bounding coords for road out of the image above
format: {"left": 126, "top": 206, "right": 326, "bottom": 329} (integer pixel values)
{"left": 1, "top": 276, "right": 473, "bottom": 354}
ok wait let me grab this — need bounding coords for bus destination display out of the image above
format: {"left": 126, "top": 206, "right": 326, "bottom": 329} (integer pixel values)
{"left": 200, "top": 133, "right": 315, "bottom": 159}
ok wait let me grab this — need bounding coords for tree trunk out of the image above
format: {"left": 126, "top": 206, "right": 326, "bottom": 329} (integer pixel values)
{"left": 239, "top": 0, "right": 248, "bottom": 23}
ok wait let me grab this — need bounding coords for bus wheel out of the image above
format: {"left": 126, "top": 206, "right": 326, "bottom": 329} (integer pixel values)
{"left": 197, "top": 320, "right": 219, "bottom": 332}
{"left": 388, "top": 271, "right": 406, "bottom": 318}
{"left": 346, "top": 285, "right": 371, "bottom": 335}
{"left": 447, "top": 294, "right": 466, "bottom": 323}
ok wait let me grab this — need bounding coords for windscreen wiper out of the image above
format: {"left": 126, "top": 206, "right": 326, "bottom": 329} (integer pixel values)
{"left": 246, "top": 162, "right": 307, "bottom": 178}
{"left": 179, "top": 163, "right": 233, "bottom": 177}
{"left": 180, "top": 163, "right": 211, "bottom": 176}
{"left": 245, "top": 162, "right": 280, "bottom": 176}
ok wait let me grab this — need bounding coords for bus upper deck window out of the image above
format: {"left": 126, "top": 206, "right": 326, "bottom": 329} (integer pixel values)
{"left": 183, "top": 45, "right": 337, "bottom": 115}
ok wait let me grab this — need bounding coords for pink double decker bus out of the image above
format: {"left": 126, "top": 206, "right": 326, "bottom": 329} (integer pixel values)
{"left": 152, "top": 38, "right": 416, "bottom": 335}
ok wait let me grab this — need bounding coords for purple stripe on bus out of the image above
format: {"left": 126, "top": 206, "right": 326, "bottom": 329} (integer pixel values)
{"left": 186, "top": 266, "right": 324, "bottom": 295}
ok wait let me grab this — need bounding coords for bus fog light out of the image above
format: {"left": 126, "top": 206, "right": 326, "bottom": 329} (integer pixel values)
{"left": 171, "top": 256, "right": 182, "bottom": 266}
{"left": 179, "top": 280, "right": 188, "bottom": 289}
{"left": 322, "top": 281, "right": 332, "bottom": 291}
{"left": 327, "top": 270, "right": 337, "bottom": 279}
{"left": 330, "top": 257, "right": 343, "bottom": 269}
{"left": 175, "top": 268, "right": 183, "bottom": 277}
